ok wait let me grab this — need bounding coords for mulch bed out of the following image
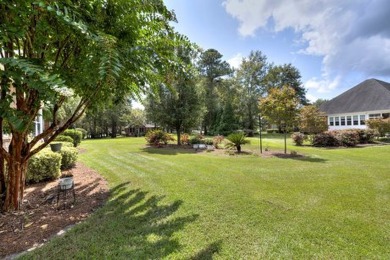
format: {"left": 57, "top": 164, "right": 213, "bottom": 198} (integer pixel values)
{"left": 0, "top": 162, "right": 109, "bottom": 258}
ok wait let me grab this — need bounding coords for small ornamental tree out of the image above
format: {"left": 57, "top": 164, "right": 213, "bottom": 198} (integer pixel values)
{"left": 299, "top": 105, "right": 328, "bottom": 135}
{"left": 259, "top": 86, "right": 300, "bottom": 153}
{"left": 366, "top": 118, "right": 390, "bottom": 137}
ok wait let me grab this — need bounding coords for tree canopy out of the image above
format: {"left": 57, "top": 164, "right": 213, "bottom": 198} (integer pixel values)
{"left": 0, "top": 0, "right": 187, "bottom": 211}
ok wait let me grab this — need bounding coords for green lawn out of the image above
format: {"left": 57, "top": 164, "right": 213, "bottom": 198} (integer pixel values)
{"left": 22, "top": 136, "right": 390, "bottom": 259}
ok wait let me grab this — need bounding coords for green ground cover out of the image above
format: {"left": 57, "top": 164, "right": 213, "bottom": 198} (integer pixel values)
{"left": 22, "top": 135, "right": 390, "bottom": 259}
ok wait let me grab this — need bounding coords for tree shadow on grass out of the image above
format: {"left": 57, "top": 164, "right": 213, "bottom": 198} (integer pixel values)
{"left": 190, "top": 240, "right": 222, "bottom": 260}
{"left": 23, "top": 182, "right": 201, "bottom": 259}
{"left": 272, "top": 153, "right": 327, "bottom": 163}
{"left": 142, "top": 145, "right": 200, "bottom": 155}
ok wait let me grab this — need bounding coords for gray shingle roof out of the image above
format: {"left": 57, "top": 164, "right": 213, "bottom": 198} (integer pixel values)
{"left": 319, "top": 78, "right": 390, "bottom": 114}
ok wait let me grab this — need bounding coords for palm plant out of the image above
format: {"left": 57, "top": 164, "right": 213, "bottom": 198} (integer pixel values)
{"left": 225, "top": 132, "right": 250, "bottom": 153}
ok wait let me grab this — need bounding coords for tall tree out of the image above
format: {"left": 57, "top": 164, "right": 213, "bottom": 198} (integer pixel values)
{"left": 0, "top": 0, "right": 184, "bottom": 211}
{"left": 145, "top": 46, "right": 204, "bottom": 145}
{"left": 197, "top": 49, "right": 231, "bottom": 135}
{"left": 264, "top": 64, "right": 308, "bottom": 105}
{"left": 259, "top": 86, "right": 300, "bottom": 153}
{"left": 236, "top": 51, "right": 268, "bottom": 136}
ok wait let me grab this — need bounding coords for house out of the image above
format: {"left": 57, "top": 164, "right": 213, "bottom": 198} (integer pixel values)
{"left": 320, "top": 79, "right": 390, "bottom": 130}
{"left": 125, "top": 123, "right": 156, "bottom": 137}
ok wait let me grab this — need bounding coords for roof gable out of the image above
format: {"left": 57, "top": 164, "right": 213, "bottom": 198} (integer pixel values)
{"left": 319, "top": 79, "right": 390, "bottom": 114}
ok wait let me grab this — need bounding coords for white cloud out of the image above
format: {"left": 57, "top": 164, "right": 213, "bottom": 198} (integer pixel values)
{"left": 223, "top": 0, "right": 390, "bottom": 92}
{"left": 227, "top": 53, "right": 244, "bottom": 69}
{"left": 305, "top": 76, "right": 341, "bottom": 94}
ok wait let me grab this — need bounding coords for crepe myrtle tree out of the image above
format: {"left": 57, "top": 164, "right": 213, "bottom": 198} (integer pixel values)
{"left": 259, "top": 86, "right": 300, "bottom": 153}
{"left": 0, "top": 0, "right": 187, "bottom": 212}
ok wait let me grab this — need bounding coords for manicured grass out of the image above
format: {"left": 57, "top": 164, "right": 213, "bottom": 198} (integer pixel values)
{"left": 22, "top": 135, "right": 390, "bottom": 259}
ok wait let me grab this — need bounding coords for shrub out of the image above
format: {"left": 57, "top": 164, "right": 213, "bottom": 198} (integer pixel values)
{"left": 26, "top": 150, "right": 62, "bottom": 183}
{"left": 225, "top": 132, "right": 250, "bottom": 153}
{"left": 189, "top": 136, "right": 203, "bottom": 145}
{"left": 204, "top": 138, "right": 214, "bottom": 145}
{"left": 213, "top": 135, "right": 224, "bottom": 149}
{"left": 355, "top": 129, "right": 377, "bottom": 143}
{"left": 180, "top": 133, "right": 190, "bottom": 145}
{"left": 62, "top": 129, "right": 83, "bottom": 147}
{"left": 291, "top": 132, "right": 306, "bottom": 146}
{"left": 57, "top": 141, "right": 74, "bottom": 148}
{"left": 59, "top": 147, "right": 78, "bottom": 170}
{"left": 54, "top": 135, "right": 74, "bottom": 143}
{"left": 312, "top": 132, "right": 340, "bottom": 147}
{"left": 145, "top": 129, "right": 174, "bottom": 146}
{"left": 366, "top": 118, "right": 390, "bottom": 137}
{"left": 312, "top": 129, "right": 370, "bottom": 147}
{"left": 75, "top": 128, "right": 88, "bottom": 139}
{"left": 335, "top": 130, "right": 359, "bottom": 147}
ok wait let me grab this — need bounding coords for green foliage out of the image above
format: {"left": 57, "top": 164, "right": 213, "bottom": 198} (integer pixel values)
{"left": 26, "top": 150, "right": 62, "bottom": 183}
{"left": 55, "top": 142, "right": 74, "bottom": 148}
{"left": 189, "top": 136, "right": 203, "bottom": 145}
{"left": 63, "top": 129, "right": 82, "bottom": 147}
{"left": 264, "top": 63, "right": 308, "bottom": 105}
{"left": 75, "top": 128, "right": 88, "bottom": 139}
{"left": 59, "top": 147, "right": 78, "bottom": 170}
{"left": 236, "top": 51, "right": 268, "bottom": 136}
{"left": 203, "top": 138, "right": 214, "bottom": 145}
{"left": 366, "top": 119, "right": 390, "bottom": 137}
{"left": 54, "top": 135, "right": 74, "bottom": 143}
{"left": 145, "top": 130, "right": 174, "bottom": 146}
{"left": 291, "top": 132, "right": 306, "bottom": 146}
{"left": 145, "top": 46, "right": 205, "bottom": 144}
{"left": 225, "top": 132, "right": 250, "bottom": 153}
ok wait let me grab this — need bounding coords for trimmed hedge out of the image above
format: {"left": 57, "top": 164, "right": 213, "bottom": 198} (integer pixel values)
{"left": 75, "top": 128, "right": 88, "bottom": 139}
{"left": 59, "top": 147, "right": 78, "bottom": 170}
{"left": 54, "top": 135, "right": 74, "bottom": 143}
{"left": 26, "top": 150, "right": 62, "bottom": 183}
{"left": 63, "top": 129, "right": 83, "bottom": 147}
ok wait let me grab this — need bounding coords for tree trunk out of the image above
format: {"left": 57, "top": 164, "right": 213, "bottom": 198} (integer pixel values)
{"left": 237, "top": 145, "right": 241, "bottom": 153}
{"left": 111, "top": 120, "right": 117, "bottom": 138}
{"left": 176, "top": 128, "right": 181, "bottom": 145}
{"left": 2, "top": 134, "right": 28, "bottom": 212}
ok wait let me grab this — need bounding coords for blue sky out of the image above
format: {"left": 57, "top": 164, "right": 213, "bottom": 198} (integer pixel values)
{"left": 163, "top": 0, "right": 390, "bottom": 102}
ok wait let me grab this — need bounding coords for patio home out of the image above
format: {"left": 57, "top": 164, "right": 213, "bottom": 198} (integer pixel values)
{"left": 320, "top": 79, "right": 390, "bottom": 130}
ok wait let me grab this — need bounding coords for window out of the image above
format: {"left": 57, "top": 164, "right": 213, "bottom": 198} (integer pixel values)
{"left": 340, "top": 116, "right": 345, "bottom": 126}
{"left": 360, "top": 115, "right": 366, "bottom": 125}
{"left": 335, "top": 117, "right": 339, "bottom": 126}
{"left": 369, "top": 113, "right": 381, "bottom": 119}
{"left": 382, "top": 113, "right": 390, "bottom": 119}
{"left": 329, "top": 117, "right": 334, "bottom": 126}
{"left": 353, "top": 115, "right": 359, "bottom": 125}
{"left": 347, "top": 116, "right": 352, "bottom": 126}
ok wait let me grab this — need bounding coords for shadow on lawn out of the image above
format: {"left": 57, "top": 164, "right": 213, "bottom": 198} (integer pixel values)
{"left": 95, "top": 182, "right": 201, "bottom": 258}
{"left": 272, "top": 153, "right": 327, "bottom": 163}
{"left": 142, "top": 145, "right": 199, "bottom": 155}
{"left": 26, "top": 181, "right": 212, "bottom": 259}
